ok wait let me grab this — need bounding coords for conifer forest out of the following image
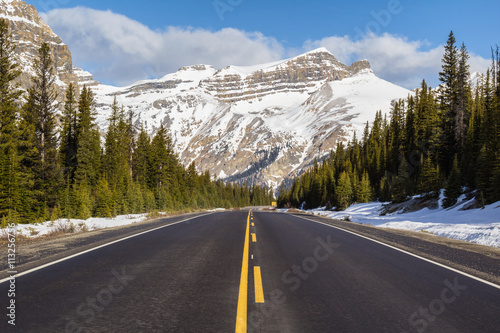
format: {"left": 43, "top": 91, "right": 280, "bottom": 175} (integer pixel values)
{"left": 0, "top": 19, "right": 272, "bottom": 225}
{"left": 278, "top": 32, "right": 500, "bottom": 211}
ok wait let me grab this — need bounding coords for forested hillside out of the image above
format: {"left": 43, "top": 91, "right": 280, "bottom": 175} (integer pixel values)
{"left": 0, "top": 19, "right": 272, "bottom": 225}
{"left": 278, "top": 32, "right": 500, "bottom": 210}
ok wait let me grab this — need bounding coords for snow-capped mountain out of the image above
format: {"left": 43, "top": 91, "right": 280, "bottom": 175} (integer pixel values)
{"left": 93, "top": 49, "right": 410, "bottom": 190}
{"left": 2, "top": 0, "right": 411, "bottom": 191}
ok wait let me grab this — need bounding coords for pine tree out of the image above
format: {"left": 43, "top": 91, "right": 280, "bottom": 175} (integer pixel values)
{"left": 17, "top": 97, "right": 38, "bottom": 221}
{"left": 335, "top": 171, "right": 352, "bottom": 210}
{"left": 104, "top": 98, "right": 132, "bottom": 214}
{"left": 22, "top": 42, "right": 61, "bottom": 216}
{"left": 59, "top": 83, "right": 78, "bottom": 182}
{"left": 356, "top": 171, "right": 372, "bottom": 203}
{"left": 149, "top": 124, "right": 176, "bottom": 191}
{"left": 0, "top": 19, "right": 22, "bottom": 218}
{"left": 439, "top": 31, "right": 459, "bottom": 174}
{"left": 94, "top": 176, "right": 113, "bottom": 218}
{"left": 133, "top": 126, "right": 151, "bottom": 187}
{"left": 74, "top": 86, "right": 101, "bottom": 187}
{"left": 443, "top": 155, "right": 462, "bottom": 208}
{"left": 455, "top": 43, "right": 471, "bottom": 155}
{"left": 392, "top": 158, "right": 412, "bottom": 203}
{"left": 417, "top": 155, "right": 440, "bottom": 197}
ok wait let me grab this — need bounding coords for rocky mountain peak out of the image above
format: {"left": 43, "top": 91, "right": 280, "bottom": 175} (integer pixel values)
{"left": 0, "top": 0, "right": 97, "bottom": 94}
{"left": 198, "top": 48, "right": 371, "bottom": 103}
{"left": 178, "top": 64, "right": 213, "bottom": 72}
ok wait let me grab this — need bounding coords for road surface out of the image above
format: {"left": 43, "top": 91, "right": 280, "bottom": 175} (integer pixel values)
{"left": 1, "top": 210, "right": 499, "bottom": 332}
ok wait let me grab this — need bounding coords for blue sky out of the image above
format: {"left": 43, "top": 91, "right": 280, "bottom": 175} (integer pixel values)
{"left": 38, "top": 0, "right": 498, "bottom": 88}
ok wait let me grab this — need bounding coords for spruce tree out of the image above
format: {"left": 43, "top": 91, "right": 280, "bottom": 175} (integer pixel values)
{"left": 455, "top": 43, "right": 471, "bottom": 154}
{"left": 0, "top": 19, "right": 22, "bottom": 218}
{"left": 357, "top": 171, "right": 372, "bottom": 203}
{"left": 74, "top": 86, "right": 101, "bottom": 187}
{"left": 104, "top": 98, "right": 132, "bottom": 214}
{"left": 392, "top": 158, "right": 412, "bottom": 203}
{"left": 22, "top": 42, "right": 61, "bottom": 216}
{"left": 439, "top": 31, "right": 459, "bottom": 174}
{"left": 133, "top": 126, "right": 151, "bottom": 187}
{"left": 94, "top": 176, "right": 113, "bottom": 217}
{"left": 335, "top": 171, "right": 352, "bottom": 210}
{"left": 417, "top": 155, "right": 440, "bottom": 197}
{"left": 59, "top": 83, "right": 78, "bottom": 182}
{"left": 443, "top": 155, "right": 462, "bottom": 208}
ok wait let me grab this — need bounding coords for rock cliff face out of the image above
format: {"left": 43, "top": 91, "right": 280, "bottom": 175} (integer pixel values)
{"left": 199, "top": 48, "right": 370, "bottom": 103}
{"left": 0, "top": 0, "right": 97, "bottom": 94}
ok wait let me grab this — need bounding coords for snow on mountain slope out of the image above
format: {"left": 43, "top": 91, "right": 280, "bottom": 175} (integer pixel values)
{"left": 91, "top": 50, "right": 411, "bottom": 191}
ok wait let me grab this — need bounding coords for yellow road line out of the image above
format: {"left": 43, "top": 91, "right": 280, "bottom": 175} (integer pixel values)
{"left": 235, "top": 210, "right": 251, "bottom": 333}
{"left": 251, "top": 223, "right": 254, "bottom": 227}
{"left": 251, "top": 233, "right": 257, "bottom": 242}
{"left": 254, "top": 266, "right": 265, "bottom": 303}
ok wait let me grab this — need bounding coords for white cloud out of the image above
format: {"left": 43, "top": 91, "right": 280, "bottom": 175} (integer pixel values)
{"left": 41, "top": 7, "right": 285, "bottom": 86}
{"left": 304, "top": 33, "right": 491, "bottom": 89}
{"left": 41, "top": 8, "right": 491, "bottom": 89}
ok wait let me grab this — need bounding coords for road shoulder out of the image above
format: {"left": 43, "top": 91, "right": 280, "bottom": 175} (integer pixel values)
{"left": 288, "top": 212, "right": 500, "bottom": 286}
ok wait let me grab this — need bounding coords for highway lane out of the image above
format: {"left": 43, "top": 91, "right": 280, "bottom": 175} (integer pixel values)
{"left": 1, "top": 211, "right": 247, "bottom": 332}
{"left": 248, "top": 211, "right": 500, "bottom": 332}
{"left": 1, "top": 210, "right": 500, "bottom": 332}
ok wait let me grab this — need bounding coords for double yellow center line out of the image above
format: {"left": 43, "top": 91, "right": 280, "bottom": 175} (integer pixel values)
{"left": 235, "top": 210, "right": 264, "bottom": 333}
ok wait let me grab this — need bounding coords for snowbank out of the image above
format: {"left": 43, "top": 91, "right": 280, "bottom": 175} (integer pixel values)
{"left": 2, "top": 209, "right": 228, "bottom": 239}
{"left": 3, "top": 214, "right": 149, "bottom": 239}
{"left": 304, "top": 196, "right": 500, "bottom": 248}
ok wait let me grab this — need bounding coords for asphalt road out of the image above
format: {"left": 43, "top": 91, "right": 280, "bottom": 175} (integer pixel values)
{"left": 1, "top": 210, "right": 500, "bottom": 332}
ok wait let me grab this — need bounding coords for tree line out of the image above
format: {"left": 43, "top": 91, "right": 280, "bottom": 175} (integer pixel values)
{"left": 0, "top": 20, "right": 272, "bottom": 224}
{"left": 278, "top": 32, "right": 500, "bottom": 210}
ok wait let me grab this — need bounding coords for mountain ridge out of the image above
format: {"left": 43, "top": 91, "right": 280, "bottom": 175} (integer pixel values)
{"left": 1, "top": 0, "right": 411, "bottom": 191}
{"left": 92, "top": 49, "right": 410, "bottom": 191}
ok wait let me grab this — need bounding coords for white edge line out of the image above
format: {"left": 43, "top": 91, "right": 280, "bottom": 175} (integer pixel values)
{"left": 0, "top": 212, "right": 214, "bottom": 284}
{"left": 290, "top": 213, "right": 500, "bottom": 291}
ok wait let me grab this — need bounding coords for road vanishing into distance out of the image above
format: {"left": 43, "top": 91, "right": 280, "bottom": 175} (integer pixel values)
{"left": 1, "top": 210, "right": 500, "bottom": 332}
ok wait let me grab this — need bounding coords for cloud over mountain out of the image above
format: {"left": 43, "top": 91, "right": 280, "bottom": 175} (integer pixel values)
{"left": 42, "top": 7, "right": 490, "bottom": 89}
{"left": 41, "top": 7, "right": 285, "bottom": 86}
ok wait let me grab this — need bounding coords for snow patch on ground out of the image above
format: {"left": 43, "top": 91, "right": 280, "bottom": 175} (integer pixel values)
{"left": 4, "top": 214, "right": 150, "bottom": 239}
{"left": 301, "top": 197, "right": 500, "bottom": 248}
{"left": 2, "top": 209, "right": 228, "bottom": 239}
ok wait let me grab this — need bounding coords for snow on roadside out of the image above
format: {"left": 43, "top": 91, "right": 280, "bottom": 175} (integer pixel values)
{"left": 3, "top": 214, "right": 150, "bottom": 239}
{"left": 302, "top": 197, "right": 500, "bottom": 248}
{"left": 2, "top": 208, "right": 228, "bottom": 239}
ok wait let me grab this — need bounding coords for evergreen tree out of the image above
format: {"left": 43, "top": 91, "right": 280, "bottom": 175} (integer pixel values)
{"left": 443, "top": 155, "right": 462, "bottom": 208}
{"left": 74, "top": 86, "right": 101, "bottom": 187}
{"left": 133, "top": 126, "right": 151, "bottom": 186}
{"left": 439, "top": 31, "right": 459, "bottom": 174}
{"left": 22, "top": 42, "right": 61, "bottom": 216}
{"left": 335, "top": 171, "right": 352, "bottom": 210}
{"left": 356, "top": 171, "right": 372, "bottom": 203}
{"left": 104, "top": 98, "right": 132, "bottom": 214}
{"left": 455, "top": 43, "right": 471, "bottom": 154}
{"left": 59, "top": 83, "right": 78, "bottom": 182}
{"left": 417, "top": 155, "right": 440, "bottom": 196}
{"left": 392, "top": 158, "right": 413, "bottom": 203}
{"left": 0, "top": 19, "right": 22, "bottom": 217}
{"left": 94, "top": 176, "right": 113, "bottom": 217}
{"left": 149, "top": 124, "right": 176, "bottom": 191}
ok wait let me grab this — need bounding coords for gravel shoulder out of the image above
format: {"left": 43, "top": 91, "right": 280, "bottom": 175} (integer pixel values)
{"left": 289, "top": 212, "right": 500, "bottom": 286}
